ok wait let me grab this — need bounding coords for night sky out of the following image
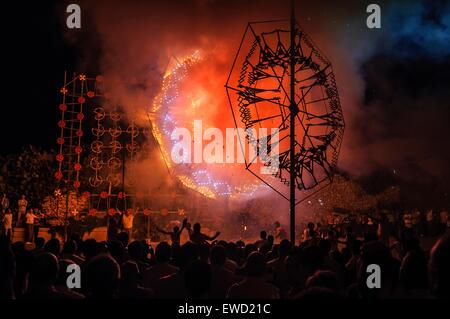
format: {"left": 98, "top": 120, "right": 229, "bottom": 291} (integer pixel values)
{"left": 2, "top": 1, "right": 98, "bottom": 154}
{"left": 2, "top": 0, "right": 450, "bottom": 200}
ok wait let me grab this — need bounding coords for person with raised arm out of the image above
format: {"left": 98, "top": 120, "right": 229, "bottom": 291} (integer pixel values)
{"left": 187, "top": 222, "right": 220, "bottom": 244}
{"left": 156, "top": 218, "right": 187, "bottom": 245}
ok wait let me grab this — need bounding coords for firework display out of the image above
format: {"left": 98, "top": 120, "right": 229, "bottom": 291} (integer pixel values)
{"left": 3, "top": 0, "right": 450, "bottom": 308}
{"left": 226, "top": 21, "right": 345, "bottom": 203}
{"left": 55, "top": 73, "right": 102, "bottom": 191}
{"left": 149, "top": 52, "right": 268, "bottom": 199}
{"left": 89, "top": 107, "right": 124, "bottom": 189}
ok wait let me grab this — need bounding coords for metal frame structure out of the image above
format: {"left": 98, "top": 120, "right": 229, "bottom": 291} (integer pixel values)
{"left": 88, "top": 107, "right": 142, "bottom": 210}
{"left": 226, "top": 0, "right": 345, "bottom": 241}
{"left": 55, "top": 72, "right": 143, "bottom": 214}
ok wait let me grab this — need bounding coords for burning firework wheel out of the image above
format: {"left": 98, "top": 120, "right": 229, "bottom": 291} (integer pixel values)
{"left": 226, "top": 21, "right": 345, "bottom": 202}
{"left": 149, "top": 51, "right": 267, "bottom": 199}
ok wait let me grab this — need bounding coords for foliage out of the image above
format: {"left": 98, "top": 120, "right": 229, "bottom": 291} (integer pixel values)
{"left": 42, "top": 191, "right": 89, "bottom": 221}
{"left": 305, "top": 174, "right": 401, "bottom": 219}
{"left": 0, "top": 146, "right": 56, "bottom": 209}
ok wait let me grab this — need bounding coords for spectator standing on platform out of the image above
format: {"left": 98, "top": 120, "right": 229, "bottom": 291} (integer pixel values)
{"left": 17, "top": 195, "right": 28, "bottom": 227}
{"left": 25, "top": 209, "right": 38, "bottom": 242}
{"left": 1, "top": 194, "right": 9, "bottom": 214}
{"left": 3, "top": 209, "right": 13, "bottom": 240}
{"left": 107, "top": 213, "right": 121, "bottom": 242}
{"left": 122, "top": 209, "right": 134, "bottom": 239}
{"left": 33, "top": 208, "right": 42, "bottom": 243}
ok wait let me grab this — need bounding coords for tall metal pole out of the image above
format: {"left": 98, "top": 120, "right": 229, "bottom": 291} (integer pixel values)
{"left": 121, "top": 137, "right": 126, "bottom": 232}
{"left": 289, "top": 0, "right": 296, "bottom": 243}
{"left": 122, "top": 136, "right": 126, "bottom": 211}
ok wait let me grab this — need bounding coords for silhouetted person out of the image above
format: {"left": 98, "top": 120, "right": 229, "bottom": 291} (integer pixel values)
{"left": 107, "top": 213, "right": 121, "bottom": 242}
{"left": 34, "top": 237, "right": 45, "bottom": 252}
{"left": 2, "top": 209, "right": 13, "bottom": 241}
{"left": 187, "top": 222, "right": 220, "bottom": 244}
{"left": 117, "top": 231, "right": 130, "bottom": 249}
{"left": 227, "top": 251, "right": 279, "bottom": 299}
{"left": 60, "top": 239, "right": 84, "bottom": 265}
{"left": 377, "top": 213, "right": 393, "bottom": 246}
{"left": 108, "top": 240, "right": 125, "bottom": 265}
{"left": 1, "top": 194, "right": 9, "bottom": 215}
{"left": 24, "top": 209, "right": 38, "bottom": 242}
{"left": 44, "top": 238, "right": 61, "bottom": 257}
{"left": 425, "top": 209, "right": 439, "bottom": 237}
{"left": 429, "top": 233, "right": 450, "bottom": 298}
{"left": 303, "top": 222, "right": 317, "bottom": 241}
{"left": 267, "top": 239, "right": 291, "bottom": 296}
{"left": 85, "top": 254, "right": 120, "bottom": 298}
{"left": 319, "top": 239, "right": 345, "bottom": 287}
{"left": 26, "top": 252, "right": 76, "bottom": 299}
{"left": 203, "top": 240, "right": 215, "bottom": 259}
{"left": 141, "top": 241, "right": 179, "bottom": 290}
{"left": 128, "top": 240, "right": 149, "bottom": 273}
{"left": 209, "top": 245, "right": 239, "bottom": 298}
{"left": 119, "top": 261, "right": 154, "bottom": 299}
{"left": 11, "top": 241, "right": 32, "bottom": 298}
{"left": 305, "top": 270, "right": 340, "bottom": 294}
{"left": 184, "top": 260, "right": 212, "bottom": 299}
{"left": 348, "top": 241, "right": 398, "bottom": 299}
{"left": 224, "top": 242, "right": 239, "bottom": 272}
{"left": 154, "top": 241, "right": 198, "bottom": 298}
{"left": 157, "top": 218, "right": 187, "bottom": 245}
{"left": 274, "top": 221, "right": 287, "bottom": 241}
{"left": 398, "top": 250, "right": 431, "bottom": 298}
{"left": 17, "top": 195, "right": 28, "bottom": 227}
{"left": 255, "top": 231, "right": 268, "bottom": 250}
{"left": 267, "top": 235, "right": 275, "bottom": 248}
{"left": 244, "top": 243, "right": 257, "bottom": 258}
{"left": 0, "top": 236, "right": 15, "bottom": 299}
{"left": 82, "top": 238, "right": 99, "bottom": 261}
{"left": 301, "top": 245, "right": 324, "bottom": 278}
{"left": 345, "top": 240, "right": 362, "bottom": 285}
{"left": 286, "top": 253, "right": 305, "bottom": 297}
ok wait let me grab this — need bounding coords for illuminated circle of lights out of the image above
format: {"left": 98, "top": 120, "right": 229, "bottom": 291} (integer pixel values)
{"left": 150, "top": 51, "right": 266, "bottom": 199}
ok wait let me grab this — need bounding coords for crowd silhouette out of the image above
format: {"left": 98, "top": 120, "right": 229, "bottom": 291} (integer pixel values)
{"left": 0, "top": 213, "right": 449, "bottom": 300}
